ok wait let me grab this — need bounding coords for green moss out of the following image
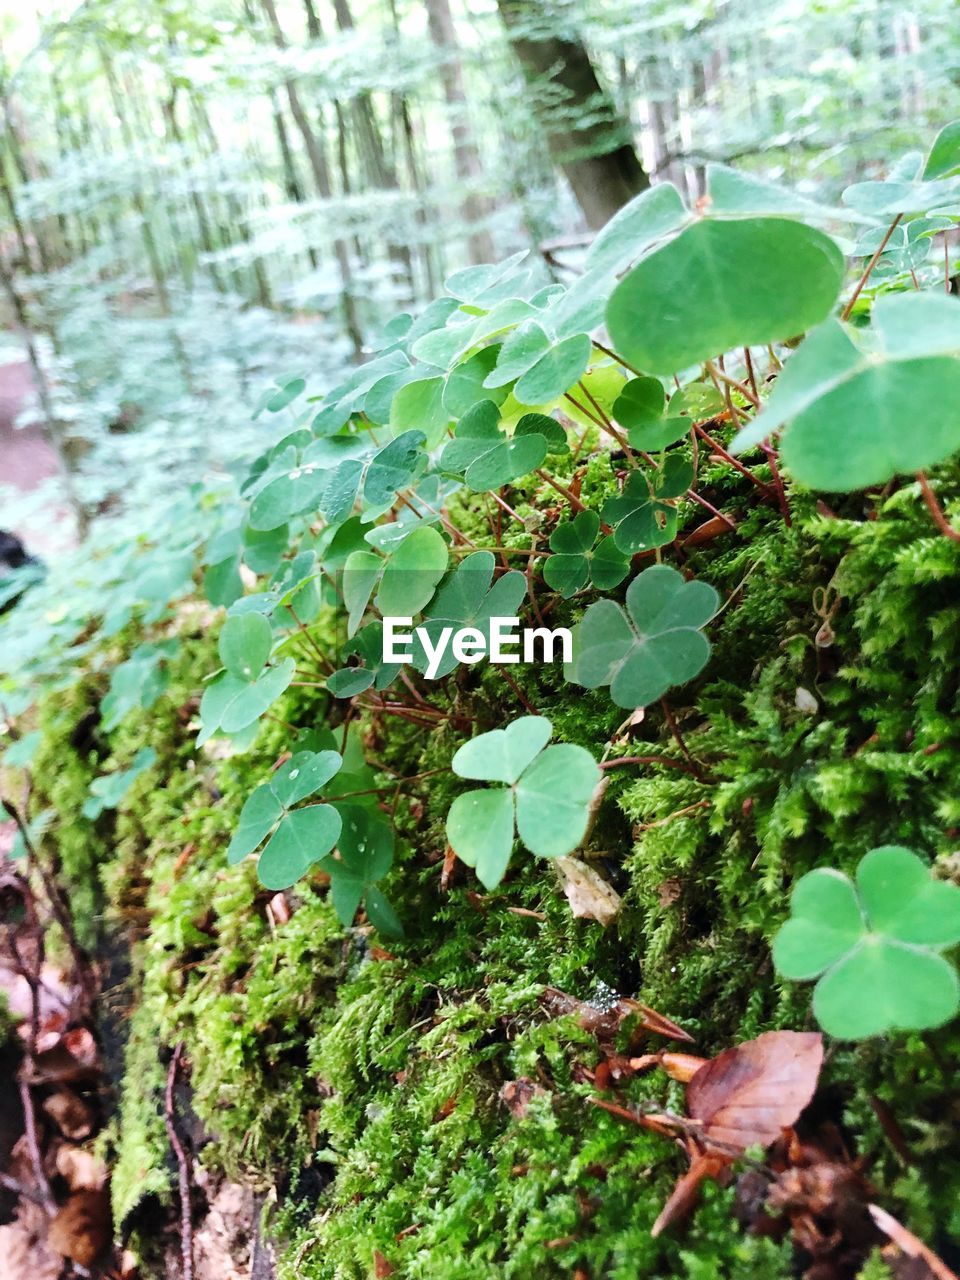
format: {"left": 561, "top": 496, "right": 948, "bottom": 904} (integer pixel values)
{"left": 17, "top": 460, "right": 960, "bottom": 1276}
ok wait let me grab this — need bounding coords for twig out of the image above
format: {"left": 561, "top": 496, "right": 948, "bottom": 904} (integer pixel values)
{"left": 659, "top": 700, "right": 708, "bottom": 781}
{"left": 165, "top": 1041, "right": 194, "bottom": 1280}
{"left": 704, "top": 359, "right": 759, "bottom": 409}
{"left": 599, "top": 755, "right": 708, "bottom": 779}
{"left": 18, "top": 1078, "right": 55, "bottom": 1210}
{"left": 1, "top": 797, "right": 94, "bottom": 1006}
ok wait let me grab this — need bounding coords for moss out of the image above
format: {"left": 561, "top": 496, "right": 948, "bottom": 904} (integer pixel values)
{"left": 17, "top": 459, "right": 960, "bottom": 1275}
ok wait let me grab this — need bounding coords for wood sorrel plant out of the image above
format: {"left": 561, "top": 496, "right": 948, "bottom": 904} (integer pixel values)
{"left": 5, "top": 124, "right": 960, "bottom": 1040}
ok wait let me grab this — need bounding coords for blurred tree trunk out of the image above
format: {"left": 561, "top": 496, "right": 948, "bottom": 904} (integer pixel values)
{"left": 259, "top": 0, "right": 364, "bottom": 356}
{"left": 423, "top": 0, "right": 496, "bottom": 264}
{"left": 496, "top": 0, "right": 648, "bottom": 229}
{"left": 331, "top": 0, "right": 415, "bottom": 292}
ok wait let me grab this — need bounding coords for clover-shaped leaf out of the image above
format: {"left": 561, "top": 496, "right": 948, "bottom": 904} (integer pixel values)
{"left": 543, "top": 510, "right": 629, "bottom": 598}
{"left": 375, "top": 525, "right": 449, "bottom": 618}
{"left": 227, "top": 750, "right": 343, "bottom": 890}
{"left": 730, "top": 293, "right": 960, "bottom": 491}
{"left": 328, "top": 622, "right": 403, "bottom": 697}
{"left": 445, "top": 716, "right": 600, "bottom": 889}
{"left": 602, "top": 455, "right": 693, "bottom": 554}
{"left": 218, "top": 613, "right": 273, "bottom": 682}
{"left": 198, "top": 657, "right": 296, "bottom": 746}
{"left": 363, "top": 429, "right": 426, "bottom": 509}
{"left": 568, "top": 564, "right": 718, "bottom": 709}
{"left": 410, "top": 551, "right": 526, "bottom": 678}
{"left": 326, "top": 805, "right": 402, "bottom": 937}
{"left": 606, "top": 217, "right": 844, "bottom": 375}
{"left": 773, "top": 846, "right": 960, "bottom": 1039}
{"left": 483, "top": 321, "right": 591, "bottom": 404}
{"left": 613, "top": 377, "right": 690, "bottom": 451}
{"left": 440, "top": 399, "right": 547, "bottom": 491}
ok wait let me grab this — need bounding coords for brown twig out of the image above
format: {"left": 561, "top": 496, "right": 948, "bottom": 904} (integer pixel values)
{"left": 165, "top": 1041, "right": 194, "bottom": 1280}
{"left": 599, "top": 755, "right": 708, "bottom": 779}
{"left": 18, "top": 1078, "right": 55, "bottom": 1210}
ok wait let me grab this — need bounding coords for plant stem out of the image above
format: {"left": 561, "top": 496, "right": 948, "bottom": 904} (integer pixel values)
{"left": 535, "top": 468, "right": 587, "bottom": 513}
{"left": 592, "top": 339, "right": 643, "bottom": 377}
{"left": 917, "top": 472, "right": 960, "bottom": 542}
{"left": 704, "top": 359, "right": 759, "bottom": 409}
{"left": 841, "top": 213, "right": 903, "bottom": 320}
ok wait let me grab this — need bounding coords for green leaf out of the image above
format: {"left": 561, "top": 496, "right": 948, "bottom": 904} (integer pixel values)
{"left": 442, "top": 345, "right": 508, "bottom": 417}
{"left": 440, "top": 399, "right": 547, "bottom": 491}
{"left": 204, "top": 554, "right": 244, "bottom": 608}
{"left": 568, "top": 564, "right": 718, "bottom": 709}
{"left": 514, "top": 743, "right": 599, "bottom": 857}
{"left": 606, "top": 217, "right": 844, "bottom": 375}
{"left": 228, "top": 750, "right": 343, "bottom": 870}
{"left": 363, "top": 430, "right": 425, "bottom": 508}
{"left": 814, "top": 944, "right": 959, "bottom": 1040}
{"left": 543, "top": 510, "right": 628, "bottom": 598}
{"left": 375, "top": 525, "right": 448, "bottom": 617}
{"left": 513, "top": 333, "right": 591, "bottom": 405}
{"left": 326, "top": 667, "right": 375, "bottom": 697}
{"left": 258, "top": 805, "right": 342, "bottom": 890}
{"left": 335, "top": 623, "right": 403, "bottom": 693}
{"left": 390, "top": 376, "right": 449, "bottom": 439}
{"left": 218, "top": 612, "right": 273, "bottom": 681}
{"left": 584, "top": 182, "right": 690, "bottom": 277}
{"left": 602, "top": 456, "right": 693, "bottom": 554}
{"left": 452, "top": 715, "right": 553, "bottom": 784}
{"left": 446, "top": 717, "right": 600, "bottom": 888}
{"left": 227, "top": 786, "right": 285, "bottom": 864}
{"left": 731, "top": 294, "right": 960, "bottom": 490}
{"left": 773, "top": 845, "right": 960, "bottom": 1038}
{"left": 925, "top": 120, "right": 960, "bottom": 180}
{"left": 342, "top": 550, "right": 382, "bottom": 636}
{"left": 198, "top": 657, "right": 296, "bottom": 743}
{"left": 265, "top": 378, "right": 306, "bottom": 412}
{"left": 446, "top": 788, "right": 516, "bottom": 889}
{"left": 613, "top": 376, "right": 665, "bottom": 426}
{"left": 326, "top": 805, "right": 401, "bottom": 935}
{"left": 412, "top": 550, "right": 526, "bottom": 678}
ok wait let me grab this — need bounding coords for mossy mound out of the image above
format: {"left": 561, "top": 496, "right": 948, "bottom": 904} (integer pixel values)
{"left": 18, "top": 464, "right": 960, "bottom": 1278}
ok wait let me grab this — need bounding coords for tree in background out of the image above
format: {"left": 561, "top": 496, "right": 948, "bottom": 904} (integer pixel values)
{"left": 497, "top": 0, "right": 647, "bottom": 228}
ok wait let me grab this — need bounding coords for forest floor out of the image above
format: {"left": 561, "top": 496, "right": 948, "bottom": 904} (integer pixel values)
{"left": 0, "top": 356, "right": 72, "bottom": 556}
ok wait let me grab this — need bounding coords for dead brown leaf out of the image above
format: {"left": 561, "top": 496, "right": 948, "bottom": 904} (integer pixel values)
{"left": 47, "top": 1188, "right": 111, "bottom": 1267}
{"left": 42, "top": 1088, "right": 95, "bottom": 1141}
{"left": 499, "top": 1077, "right": 546, "bottom": 1119}
{"left": 687, "top": 1031, "right": 824, "bottom": 1155}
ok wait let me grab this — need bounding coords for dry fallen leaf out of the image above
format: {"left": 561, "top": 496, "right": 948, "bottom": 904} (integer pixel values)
{"left": 555, "top": 856, "right": 622, "bottom": 926}
{"left": 687, "top": 1030, "right": 824, "bottom": 1155}
{"left": 47, "top": 1188, "right": 112, "bottom": 1267}
{"left": 42, "top": 1088, "right": 95, "bottom": 1140}
{"left": 647, "top": 1031, "right": 824, "bottom": 1238}
{"left": 499, "top": 1077, "right": 547, "bottom": 1119}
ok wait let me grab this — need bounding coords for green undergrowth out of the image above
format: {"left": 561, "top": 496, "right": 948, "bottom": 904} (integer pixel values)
{"left": 20, "top": 460, "right": 960, "bottom": 1276}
